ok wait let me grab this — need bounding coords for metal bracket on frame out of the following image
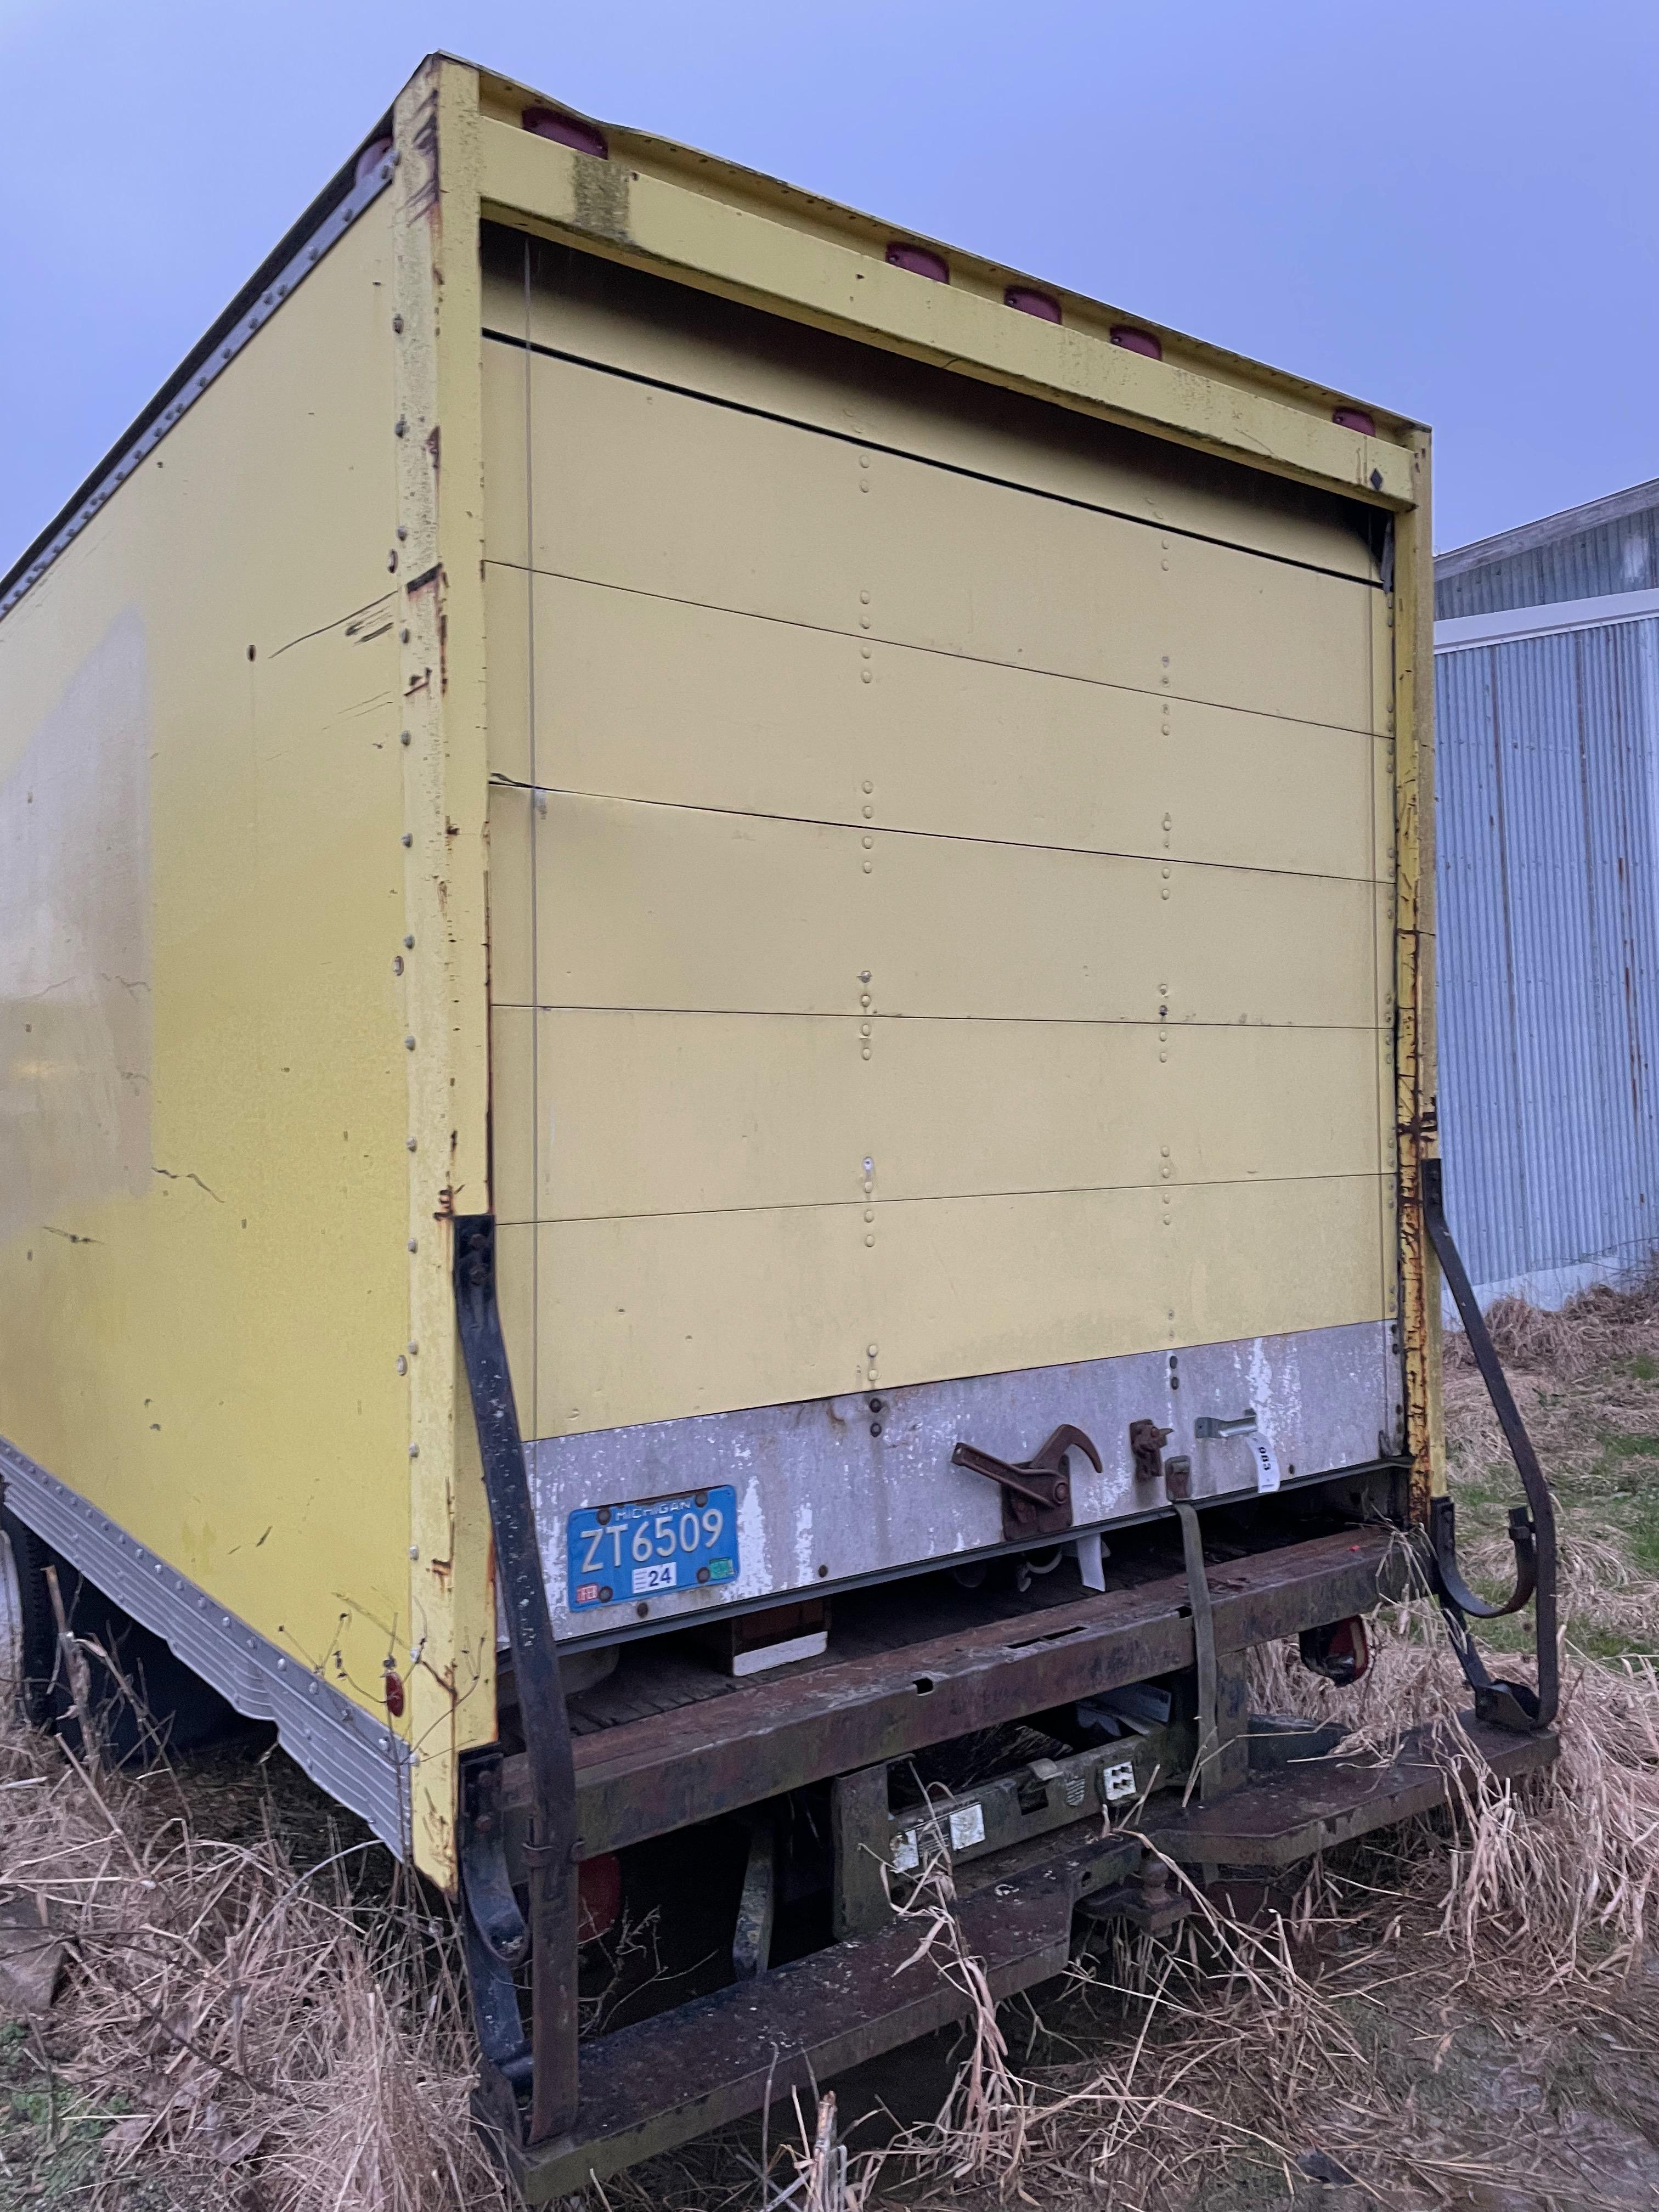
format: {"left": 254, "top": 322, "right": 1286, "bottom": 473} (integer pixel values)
{"left": 458, "top": 1748, "right": 534, "bottom": 2134}
{"left": 454, "top": 1216, "right": 582, "bottom": 2146}
{"left": 1419, "top": 1160, "right": 1559, "bottom": 1730}
{"left": 1167, "top": 1496, "right": 1251, "bottom": 1803}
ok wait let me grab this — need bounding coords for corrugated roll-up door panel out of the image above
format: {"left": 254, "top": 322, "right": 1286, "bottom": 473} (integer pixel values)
{"left": 482, "top": 244, "right": 1391, "bottom": 1440}
{"left": 511, "top": 356, "right": 1372, "bottom": 729}
{"left": 482, "top": 240, "right": 1380, "bottom": 585}
{"left": 489, "top": 1011, "right": 1383, "bottom": 1224}
{"left": 485, "top": 566, "right": 1378, "bottom": 879}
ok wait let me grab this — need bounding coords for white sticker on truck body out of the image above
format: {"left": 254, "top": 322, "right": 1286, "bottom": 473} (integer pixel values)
{"left": 1248, "top": 1432, "right": 1282, "bottom": 1493}
{"left": 948, "top": 1802, "right": 986, "bottom": 1852}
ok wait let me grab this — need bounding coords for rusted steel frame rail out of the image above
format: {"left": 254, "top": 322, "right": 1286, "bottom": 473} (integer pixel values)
{"left": 454, "top": 1217, "right": 580, "bottom": 2146}
{"left": 1420, "top": 1159, "right": 1560, "bottom": 1728}
{"left": 504, "top": 1523, "right": 1407, "bottom": 1865}
{"left": 515, "top": 1709, "right": 1551, "bottom": 2200}
{"left": 515, "top": 1830, "right": 1140, "bottom": 2198}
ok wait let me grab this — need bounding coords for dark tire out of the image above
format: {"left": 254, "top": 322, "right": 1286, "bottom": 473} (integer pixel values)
{"left": 0, "top": 1506, "right": 240, "bottom": 1759}
{"left": 1, "top": 1506, "right": 59, "bottom": 1728}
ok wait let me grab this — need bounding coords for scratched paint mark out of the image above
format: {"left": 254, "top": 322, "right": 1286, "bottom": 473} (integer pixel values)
{"left": 153, "top": 1166, "right": 225, "bottom": 1203}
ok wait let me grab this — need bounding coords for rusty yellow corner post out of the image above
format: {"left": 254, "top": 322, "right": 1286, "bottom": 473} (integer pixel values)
{"left": 1393, "top": 430, "right": 1443, "bottom": 1523}
{"left": 392, "top": 55, "right": 497, "bottom": 1887}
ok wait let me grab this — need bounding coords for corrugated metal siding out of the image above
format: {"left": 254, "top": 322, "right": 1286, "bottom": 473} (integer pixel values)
{"left": 1436, "top": 618, "right": 1659, "bottom": 1304}
{"left": 1436, "top": 505, "right": 1659, "bottom": 619}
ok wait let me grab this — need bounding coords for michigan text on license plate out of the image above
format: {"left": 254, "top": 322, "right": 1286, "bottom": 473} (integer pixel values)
{"left": 566, "top": 1487, "right": 739, "bottom": 1610}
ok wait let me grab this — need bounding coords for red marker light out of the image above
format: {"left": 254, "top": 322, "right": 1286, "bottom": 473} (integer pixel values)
{"left": 1006, "top": 286, "right": 1062, "bottom": 324}
{"left": 1110, "top": 326, "right": 1163, "bottom": 360}
{"left": 1333, "top": 407, "right": 1376, "bottom": 436}
{"left": 382, "top": 1667, "right": 405, "bottom": 1718}
{"left": 578, "top": 1854, "right": 623, "bottom": 1943}
{"left": 523, "top": 106, "right": 608, "bottom": 160}
{"left": 886, "top": 242, "right": 949, "bottom": 284}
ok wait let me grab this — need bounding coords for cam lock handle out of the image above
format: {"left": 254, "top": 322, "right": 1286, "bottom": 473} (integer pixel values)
{"left": 951, "top": 1424, "right": 1102, "bottom": 1545}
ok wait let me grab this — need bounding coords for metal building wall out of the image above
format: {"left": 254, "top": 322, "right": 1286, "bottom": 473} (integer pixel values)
{"left": 1436, "top": 478, "right": 1659, "bottom": 619}
{"left": 1435, "top": 616, "right": 1659, "bottom": 1305}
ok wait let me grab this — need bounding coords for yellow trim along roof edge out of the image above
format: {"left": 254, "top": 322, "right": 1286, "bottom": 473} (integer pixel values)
{"left": 470, "top": 62, "right": 1420, "bottom": 513}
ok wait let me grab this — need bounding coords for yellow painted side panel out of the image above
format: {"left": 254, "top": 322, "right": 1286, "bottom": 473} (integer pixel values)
{"left": 511, "top": 354, "right": 1373, "bottom": 732}
{"left": 503, "top": 793, "right": 1378, "bottom": 1029}
{"left": 484, "top": 564, "right": 1381, "bottom": 884}
{"left": 0, "top": 208, "right": 410, "bottom": 1721}
{"left": 482, "top": 249, "right": 1390, "bottom": 1438}
{"left": 498, "top": 1176, "right": 1385, "bottom": 1440}
{"left": 491, "top": 1009, "right": 1382, "bottom": 1224}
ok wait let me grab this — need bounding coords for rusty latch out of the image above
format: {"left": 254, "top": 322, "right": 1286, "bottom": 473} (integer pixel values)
{"left": 951, "top": 1424, "right": 1102, "bottom": 1543}
{"left": 1129, "top": 1419, "right": 1172, "bottom": 1485}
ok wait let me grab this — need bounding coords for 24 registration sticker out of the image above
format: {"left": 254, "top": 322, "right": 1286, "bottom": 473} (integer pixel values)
{"left": 566, "top": 1486, "right": 738, "bottom": 1610}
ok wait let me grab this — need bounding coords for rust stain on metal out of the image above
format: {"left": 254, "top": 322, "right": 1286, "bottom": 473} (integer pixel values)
{"left": 405, "top": 91, "right": 441, "bottom": 222}
{"left": 573, "top": 156, "right": 632, "bottom": 245}
{"left": 545, "top": 1523, "right": 1404, "bottom": 1856}
{"left": 1391, "top": 437, "right": 1441, "bottom": 1526}
{"left": 403, "top": 562, "right": 449, "bottom": 697}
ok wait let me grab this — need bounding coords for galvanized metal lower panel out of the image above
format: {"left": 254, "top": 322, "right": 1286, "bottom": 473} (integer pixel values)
{"left": 530, "top": 1320, "right": 1398, "bottom": 1644}
{"left": 0, "top": 1435, "right": 411, "bottom": 1856}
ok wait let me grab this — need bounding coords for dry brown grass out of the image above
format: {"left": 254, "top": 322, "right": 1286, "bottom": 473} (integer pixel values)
{"left": 618, "top": 1605, "right": 1659, "bottom": 2212}
{"left": 1444, "top": 1268, "right": 1659, "bottom": 1667}
{"left": 1442, "top": 1276, "right": 1659, "bottom": 1385}
{"left": 724, "top": 1651, "right": 1659, "bottom": 2212}
{"left": 0, "top": 1686, "right": 508, "bottom": 2211}
{"left": 667, "top": 1287, "right": 1659, "bottom": 2212}
{"left": 10, "top": 1282, "right": 1659, "bottom": 2211}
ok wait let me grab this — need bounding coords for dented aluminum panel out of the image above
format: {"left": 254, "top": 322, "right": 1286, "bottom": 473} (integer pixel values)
{"left": 531, "top": 1319, "right": 1397, "bottom": 1641}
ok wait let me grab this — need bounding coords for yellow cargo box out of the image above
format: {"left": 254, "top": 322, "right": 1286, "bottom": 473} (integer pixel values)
{"left": 3, "top": 52, "right": 1530, "bottom": 2190}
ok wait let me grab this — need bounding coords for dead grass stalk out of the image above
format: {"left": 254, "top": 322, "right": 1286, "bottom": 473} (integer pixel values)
{"left": 0, "top": 1663, "right": 507, "bottom": 2212}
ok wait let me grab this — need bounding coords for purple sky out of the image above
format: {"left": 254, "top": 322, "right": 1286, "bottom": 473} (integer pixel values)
{"left": 4, "top": 0, "right": 1655, "bottom": 567}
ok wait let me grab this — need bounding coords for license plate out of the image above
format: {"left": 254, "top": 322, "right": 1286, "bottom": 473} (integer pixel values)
{"left": 566, "top": 1487, "right": 739, "bottom": 1610}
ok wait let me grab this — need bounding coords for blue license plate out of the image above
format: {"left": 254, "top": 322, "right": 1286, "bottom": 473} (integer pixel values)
{"left": 566, "top": 1486, "right": 739, "bottom": 1610}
